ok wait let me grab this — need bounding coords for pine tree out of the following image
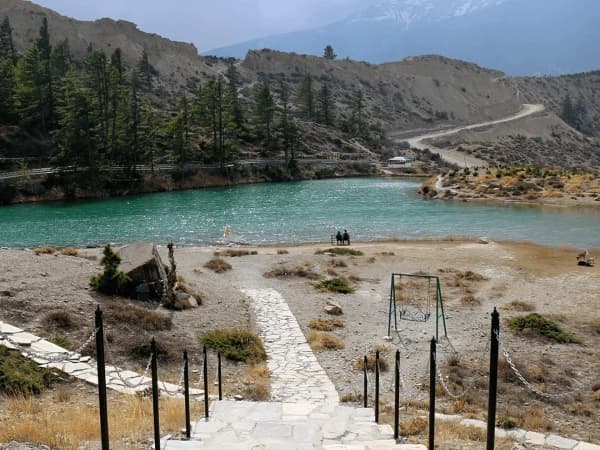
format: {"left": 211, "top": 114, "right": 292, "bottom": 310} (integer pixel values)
{"left": 278, "top": 81, "right": 292, "bottom": 165}
{"left": 254, "top": 81, "right": 275, "bottom": 147}
{"left": 225, "top": 63, "right": 244, "bottom": 130}
{"left": 296, "top": 74, "right": 314, "bottom": 120}
{"left": 36, "top": 17, "right": 55, "bottom": 130}
{"left": 350, "top": 89, "right": 365, "bottom": 137}
{"left": 0, "top": 57, "right": 15, "bottom": 123}
{"left": 84, "top": 51, "right": 110, "bottom": 161}
{"left": 14, "top": 44, "right": 44, "bottom": 129}
{"left": 166, "top": 93, "right": 192, "bottom": 165}
{"left": 323, "top": 45, "right": 336, "bottom": 60}
{"left": 0, "top": 16, "right": 16, "bottom": 64}
{"left": 108, "top": 48, "right": 127, "bottom": 162}
{"left": 137, "top": 49, "right": 152, "bottom": 91}
{"left": 316, "top": 84, "right": 335, "bottom": 126}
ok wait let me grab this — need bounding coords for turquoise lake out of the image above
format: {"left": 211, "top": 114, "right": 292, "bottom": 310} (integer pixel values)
{"left": 0, "top": 178, "right": 599, "bottom": 248}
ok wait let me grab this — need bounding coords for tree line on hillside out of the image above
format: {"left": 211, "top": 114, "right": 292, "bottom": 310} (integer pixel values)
{"left": 0, "top": 18, "right": 372, "bottom": 175}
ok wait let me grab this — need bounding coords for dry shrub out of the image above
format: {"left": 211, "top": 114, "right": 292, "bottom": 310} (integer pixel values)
{"left": 277, "top": 249, "right": 289, "bottom": 255}
{"left": 329, "top": 259, "right": 348, "bottom": 268}
{"left": 104, "top": 301, "right": 172, "bottom": 331}
{"left": 379, "top": 251, "right": 395, "bottom": 256}
{"left": 316, "top": 248, "right": 363, "bottom": 256}
{"left": 215, "top": 249, "right": 258, "bottom": 257}
{"left": 326, "top": 269, "right": 339, "bottom": 276}
{"left": 521, "top": 405, "right": 552, "bottom": 431}
{"left": 354, "top": 345, "right": 390, "bottom": 372}
{"left": 43, "top": 310, "right": 76, "bottom": 330}
{"left": 263, "top": 265, "right": 320, "bottom": 280}
{"left": 307, "top": 331, "right": 344, "bottom": 351}
{"left": 0, "top": 394, "right": 190, "bottom": 449}
{"left": 33, "top": 246, "right": 57, "bottom": 255}
{"left": 243, "top": 363, "right": 270, "bottom": 401}
{"left": 60, "top": 247, "right": 78, "bottom": 256}
{"left": 315, "top": 277, "right": 355, "bottom": 294}
{"left": 308, "top": 317, "right": 345, "bottom": 331}
{"left": 204, "top": 258, "right": 232, "bottom": 273}
{"left": 503, "top": 300, "right": 535, "bottom": 312}
{"left": 400, "top": 417, "right": 428, "bottom": 436}
{"left": 340, "top": 392, "right": 363, "bottom": 403}
{"left": 436, "top": 421, "right": 487, "bottom": 442}
{"left": 461, "top": 295, "right": 480, "bottom": 306}
{"left": 126, "top": 334, "right": 181, "bottom": 363}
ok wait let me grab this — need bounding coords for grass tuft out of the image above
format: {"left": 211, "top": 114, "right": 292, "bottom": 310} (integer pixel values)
{"left": 308, "top": 317, "right": 345, "bottom": 331}
{"left": 263, "top": 265, "right": 320, "bottom": 280}
{"left": 0, "top": 346, "right": 58, "bottom": 395}
{"left": 104, "top": 301, "right": 172, "bottom": 331}
{"left": 276, "top": 249, "right": 289, "bottom": 255}
{"left": 204, "top": 258, "right": 232, "bottom": 273}
{"left": 503, "top": 300, "right": 536, "bottom": 312}
{"left": 33, "top": 246, "right": 57, "bottom": 255}
{"left": 214, "top": 249, "right": 258, "bottom": 257}
{"left": 60, "top": 247, "right": 79, "bottom": 256}
{"left": 508, "top": 313, "right": 581, "bottom": 344}
{"left": 316, "top": 248, "right": 364, "bottom": 256}
{"left": 307, "top": 331, "right": 344, "bottom": 351}
{"left": 202, "top": 328, "right": 266, "bottom": 363}
{"left": 315, "top": 277, "right": 355, "bottom": 294}
{"left": 43, "top": 310, "right": 76, "bottom": 330}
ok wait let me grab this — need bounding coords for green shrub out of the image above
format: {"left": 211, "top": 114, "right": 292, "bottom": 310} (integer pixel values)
{"left": 90, "top": 244, "right": 131, "bottom": 295}
{"left": 315, "top": 277, "right": 355, "bottom": 294}
{"left": 0, "top": 345, "right": 58, "bottom": 395}
{"left": 315, "top": 248, "right": 363, "bottom": 256}
{"left": 202, "top": 329, "right": 266, "bottom": 363}
{"left": 509, "top": 314, "right": 581, "bottom": 344}
{"left": 497, "top": 416, "right": 518, "bottom": 429}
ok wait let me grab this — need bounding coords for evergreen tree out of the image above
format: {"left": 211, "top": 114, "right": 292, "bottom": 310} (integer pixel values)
{"left": 36, "top": 17, "right": 55, "bottom": 130}
{"left": 296, "top": 74, "right": 314, "bottom": 121}
{"left": 137, "top": 49, "right": 152, "bottom": 91}
{"left": 254, "top": 81, "right": 275, "bottom": 146}
{"left": 165, "top": 93, "right": 192, "bottom": 165}
{"left": 0, "top": 16, "right": 16, "bottom": 64}
{"left": 225, "top": 63, "right": 244, "bottom": 130}
{"left": 108, "top": 48, "right": 127, "bottom": 162}
{"left": 350, "top": 89, "right": 365, "bottom": 137}
{"left": 198, "top": 78, "right": 233, "bottom": 168}
{"left": 277, "top": 81, "right": 292, "bottom": 165}
{"left": 316, "top": 84, "right": 335, "bottom": 126}
{"left": 123, "top": 72, "right": 142, "bottom": 170}
{"left": 0, "top": 57, "right": 15, "bottom": 123}
{"left": 139, "top": 98, "right": 160, "bottom": 171}
{"left": 84, "top": 51, "right": 110, "bottom": 161}
{"left": 14, "top": 44, "right": 44, "bottom": 129}
{"left": 323, "top": 45, "right": 336, "bottom": 60}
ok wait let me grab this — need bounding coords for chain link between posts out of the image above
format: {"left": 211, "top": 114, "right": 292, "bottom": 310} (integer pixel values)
{"left": 434, "top": 352, "right": 468, "bottom": 399}
{"left": 495, "top": 330, "right": 595, "bottom": 399}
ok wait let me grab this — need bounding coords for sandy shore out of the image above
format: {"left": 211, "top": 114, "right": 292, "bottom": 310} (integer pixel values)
{"left": 1, "top": 239, "right": 599, "bottom": 444}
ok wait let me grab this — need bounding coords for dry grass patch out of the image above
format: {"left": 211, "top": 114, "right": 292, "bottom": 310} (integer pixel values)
{"left": 340, "top": 392, "right": 363, "bottom": 403}
{"left": 242, "top": 363, "right": 270, "bottom": 401}
{"left": 503, "top": 300, "right": 536, "bottom": 311}
{"left": 204, "top": 258, "right": 232, "bottom": 273}
{"left": 353, "top": 345, "right": 390, "bottom": 372}
{"left": 316, "top": 248, "right": 364, "bottom": 256}
{"left": 263, "top": 265, "right": 320, "bottom": 280}
{"left": 33, "top": 246, "right": 57, "bottom": 255}
{"left": 460, "top": 295, "right": 481, "bottom": 306}
{"left": 329, "top": 259, "right": 348, "bottom": 268}
{"left": 0, "top": 393, "right": 193, "bottom": 449}
{"left": 400, "top": 417, "right": 427, "bottom": 436}
{"left": 276, "top": 249, "right": 289, "bottom": 255}
{"left": 308, "top": 317, "right": 345, "bottom": 331}
{"left": 214, "top": 249, "right": 258, "bottom": 257}
{"left": 103, "top": 301, "right": 172, "bottom": 331}
{"left": 43, "top": 310, "right": 77, "bottom": 330}
{"left": 307, "top": 331, "right": 344, "bottom": 351}
{"left": 60, "top": 247, "right": 78, "bottom": 256}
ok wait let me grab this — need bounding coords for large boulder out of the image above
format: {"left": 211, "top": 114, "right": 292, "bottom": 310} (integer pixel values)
{"left": 324, "top": 301, "right": 343, "bottom": 315}
{"left": 117, "top": 243, "right": 167, "bottom": 300}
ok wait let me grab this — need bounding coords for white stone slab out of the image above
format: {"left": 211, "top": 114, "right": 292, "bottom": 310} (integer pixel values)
{"left": 526, "top": 431, "right": 547, "bottom": 446}
{"left": 545, "top": 434, "right": 578, "bottom": 449}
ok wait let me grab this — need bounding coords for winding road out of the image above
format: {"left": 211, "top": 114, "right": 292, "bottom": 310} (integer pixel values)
{"left": 400, "top": 103, "right": 545, "bottom": 168}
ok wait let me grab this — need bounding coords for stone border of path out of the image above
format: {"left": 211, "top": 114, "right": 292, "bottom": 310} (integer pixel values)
{"left": 242, "top": 288, "right": 339, "bottom": 405}
{"left": 435, "top": 413, "right": 600, "bottom": 450}
{"left": 0, "top": 320, "right": 203, "bottom": 397}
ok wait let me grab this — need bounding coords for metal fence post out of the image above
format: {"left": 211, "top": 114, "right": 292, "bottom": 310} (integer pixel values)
{"left": 363, "top": 355, "right": 368, "bottom": 408}
{"left": 151, "top": 338, "right": 160, "bottom": 450}
{"left": 218, "top": 352, "right": 222, "bottom": 401}
{"left": 375, "top": 350, "right": 380, "bottom": 423}
{"left": 429, "top": 337, "right": 436, "bottom": 450}
{"left": 95, "top": 306, "right": 110, "bottom": 450}
{"left": 183, "top": 350, "right": 191, "bottom": 439}
{"left": 487, "top": 308, "right": 500, "bottom": 450}
{"left": 203, "top": 345, "right": 209, "bottom": 420}
{"left": 394, "top": 349, "right": 400, "bottom": 441}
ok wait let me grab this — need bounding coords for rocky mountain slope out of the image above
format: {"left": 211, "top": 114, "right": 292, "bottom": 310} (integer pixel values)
{"left": 208, "top": 0, "right": 600, "bottom": 76}
{"left": 1, "top": 0, "right": 600, "bottom": 170}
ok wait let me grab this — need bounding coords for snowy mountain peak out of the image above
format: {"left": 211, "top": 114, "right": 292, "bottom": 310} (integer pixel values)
{"left": 346, "top": 0, "right": 508, "bottom": 27}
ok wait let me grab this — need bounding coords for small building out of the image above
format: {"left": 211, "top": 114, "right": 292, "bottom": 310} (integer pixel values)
{"left": 387, "top": 156, "right": 414, "bottom": 168}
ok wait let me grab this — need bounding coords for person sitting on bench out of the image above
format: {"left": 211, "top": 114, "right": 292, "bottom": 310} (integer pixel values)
{"left": 336, "top": 230, "right": 343, "bottom": 245}
{"left": 342, "top": 229, "right": 350, "bottom": 245}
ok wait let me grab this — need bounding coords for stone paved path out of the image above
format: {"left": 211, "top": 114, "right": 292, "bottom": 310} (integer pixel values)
{"left": 0, "top": 321, "right": 202, "bottom": 397}
{"left": 162, "top": 400, "right": 426, "bottom": 450}
{"left": 242, "top": 288, "right": 339, "bottom": 405}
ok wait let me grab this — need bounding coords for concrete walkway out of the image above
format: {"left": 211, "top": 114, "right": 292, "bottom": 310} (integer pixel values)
{"left": 0, "top": 321, "right": 202, "bottom": 397}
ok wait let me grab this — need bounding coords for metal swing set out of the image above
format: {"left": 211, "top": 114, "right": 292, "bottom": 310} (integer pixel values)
{"left": 387, "top": 273, "right": 450, "bottom": 343}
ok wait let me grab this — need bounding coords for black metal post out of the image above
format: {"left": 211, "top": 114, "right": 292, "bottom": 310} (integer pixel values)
{"left": 151, "top": 338, "right": 160, "bottom": 450}
{"left": 95, "top": 306, "right": 110, "bottom": 450}
{"left": 429, "top": 337, "right": 436, "bottom": 450}
{"left": 487, "top": 308, "right": 500, "bottom": 450}
{"left": 203, "top": 345, "right": 209, "bottom": 420}
{"left": 375, "top": 350, "right": 380, "bottom": 423}
{"left": 183, "top": 350, "right": 191, "bottom": 439}
{"left": 363, "top": 355, "right": 368, "bottom": 408}
{"left": 218, "top": 352, "right": 222, "bottom": 401}
{"left": 394, "top": 349, "right": 400, "bottom": 441}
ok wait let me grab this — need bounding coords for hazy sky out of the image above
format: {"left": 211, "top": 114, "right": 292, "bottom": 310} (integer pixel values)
{"left": 34, "top": 0, "right": 368, "bottom": 51}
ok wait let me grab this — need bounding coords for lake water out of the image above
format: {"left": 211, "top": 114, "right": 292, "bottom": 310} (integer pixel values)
{"left": 1, "top": 178, "right": 599, "bottom": 248}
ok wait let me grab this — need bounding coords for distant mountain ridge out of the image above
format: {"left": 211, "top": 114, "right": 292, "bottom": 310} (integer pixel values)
{"left": 207, "top": 0, "right": 600, "bottom": 76}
